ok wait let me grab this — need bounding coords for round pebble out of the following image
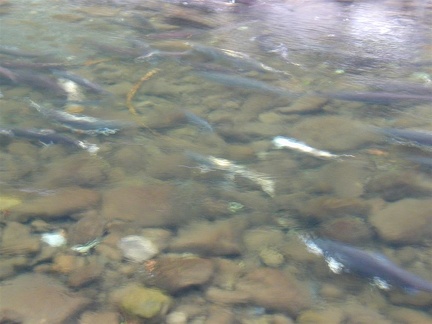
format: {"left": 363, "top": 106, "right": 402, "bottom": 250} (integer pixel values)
{"left": 118, "top": 235, "right": 158, "bottom": 262}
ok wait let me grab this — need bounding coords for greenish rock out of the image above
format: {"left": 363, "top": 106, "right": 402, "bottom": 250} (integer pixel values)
{"left": 0, "top": 196, "right": 22, "bottom": 210}
{"left": 119, "top": 285, "right": 172, "bottom": 319}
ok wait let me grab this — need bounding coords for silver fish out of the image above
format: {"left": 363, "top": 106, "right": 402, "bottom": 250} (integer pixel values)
{"left": 272, "top": 136, "right": 354, "bottom": 159}
{"left": 30, "top": 100, "right": 134, "bottom": 135}
{"left": 51, "top": 69, "right": 110, "bottom": 94}
{"left": 302, "top": 236, "right": 432, "bottom": 293}
{"left": 189, "top": 43, "right": 289, "bottom": 75}
{"left": 0, "top": 127, "right": 99, "bottom": 153}
{"left": 195, "top": 71, "right": 292, "bottom": 96}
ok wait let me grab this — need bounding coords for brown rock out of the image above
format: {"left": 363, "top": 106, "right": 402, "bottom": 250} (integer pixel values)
{"left": 52, "top": 254, "right": 85, "bottom": 274}
{"left": 205, "top": 287, "right": 250, "bottom": 305}
{"left": 169, "top": 217, "right": 247, "bottom": 256}
{"left": 276, "top": 96, "right": 327, "bottom": 114}
{"left": 366, "top": 171, "right": 432, "bottom": 202}
{"left": 0, "top": 222, "right": 40, "bottom": 255}
{"left": 299, "top": 196, "right": 370, "bottom": 220}
{"left": 318, "top": 216, "right": 373, "bottom": 244}
{"left": 387, "top": 307, "right": 432, "bottom": 324}
{"left": 297, "top": 307, "right": 345, "bottom": 324}
{"left": 0, "top": 256, "right": 27, "bottom": 280}
{"left": 37, "top": 154, "right": 108, "bottom": 188}
{"left": 243, "top": 228, "right": 285, "bottom": 252}
{"left": 146, "top": 257, "right": 215, "bottom": 293}
{"left": 236, "top": 268, "right": 312, "bottom": 316}
{"left": 343, "top": 303, "right": 393, "bottom": 324}
{"left": 0, "top": 274, "right": 90, "bottom": 324}
{"left": 80, "top": 311, "right": 120, "bottom": 324}
{"left": 0, "top": 236, "right": 40, "bottom": 256}
{"left": 68, "top": 214, "right": 106, "bottom": 245}
{"left": 68, "top": 259, "right": 104, "bottom": 288}
{"left": 312, "top": 161, "right": 368, "bottom": 198}
{"left": 369, "top": 199, "right": 432, "bottom": 244}
{"left": 205, "top": 306, "right": 235, "bottom": 324}
{"left": 102, "top": 185, "right": 190, "bottom": 227}
{"left": 111, "top": 146, "right": 148, "bottom": 173}
{"left": 212, "top": 258, "right": 244, "bottom": 290}
{"left": 388, "top": 290, "right": 432, "bottom": 307}
{"left": 11, "top": 187, "right": 100, "bottom": 222}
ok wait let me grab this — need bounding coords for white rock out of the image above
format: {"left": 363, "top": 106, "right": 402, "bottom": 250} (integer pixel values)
{"left": 118, "top": 235, "right": 158, "bottom": 262}
{"left": 41, "top": 231, "right": 67, "bottom": 247}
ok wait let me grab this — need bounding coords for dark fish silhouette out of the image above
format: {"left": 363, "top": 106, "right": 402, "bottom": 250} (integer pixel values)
{"left": 377, "top": 128, "right": 432, "bottom": 147}
{"left": 303, "top": 237, "right": 432, "bottom": 293}
{"left": 0, "top": 128, "right": 98, "bottom": 153}
{"left": 321, "top": 91, "right": 432, "bottom": 104}
{"left": 195, "top": 70, "right": 292, "bottom": 96}
{"left": 51, "top": 70, "right": 109, "bottom": 94}
{"left": 30, "top": 100, "right": 134, "bottom": 135}
{"left": 183, "top": 110, "right": 213, "bottom": 133}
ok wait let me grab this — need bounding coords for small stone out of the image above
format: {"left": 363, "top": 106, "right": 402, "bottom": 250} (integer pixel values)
{"left": 166, "top": 311, "right": 188, "bottom": 324}
{"left": 41, "top": 231, "right": 67, "bottom": 247}
{"left": 52, "top": 254, "right": 85, "bottom": 274}
{"left": 68, "top": 214, "right": 106, "bottom": 245}
{"left": 118, "top": 235, "right": 159, "bottom": 262}
{"left": 112, "top": 284, "right": 172, "bottom": 320}
{"left": 145, "top": 257, "right": 214, "bottom": 293}
{"left": 259, "top": 248, "right": 285, "bottom": 268}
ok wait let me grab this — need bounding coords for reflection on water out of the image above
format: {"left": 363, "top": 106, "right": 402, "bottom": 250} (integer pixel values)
{"left": 0, "top": 0, "right": 432, "bottom": 322}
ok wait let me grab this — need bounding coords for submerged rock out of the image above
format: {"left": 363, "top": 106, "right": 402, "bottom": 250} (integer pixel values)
{"left": 118, "top": 235, "right": 159, "bottom": 262}
{"left": 169, "top": 217, "right": 247, "bottom": 256}
{"left": 318, "top": 216, "right": 373, "bottom": 244}
{"left": 111, "top": 284, "right": 172, "bottom": 320}
{"left": 207, "top": 267, "right": 312, "bottom": 317}
{"left": 299, "top": 196, "right": 370, "bottom": 220}
{"left": 11, "top": 187, "right": 100, "bottom": 222}
{"left": 101, "top": 185, "right": 189, "bottom": 227}
{"left": 0, "top": 274, "right": 90, "bottom": 324}
{"left": 236, "top": 268, "right": 312, "bottom": 316}
{"left": 0, "top": 221, "right": 41, "bottom": 255}
{"left": 369, "top": 198, "right": 432, "bottom": 244}
{"left": 366, "top": 171, "right": 432, "bottom": 202}
{"left": 144, "top": 257, "right": 215, "bottom": 293}
{"left": 68, "top": 213, "right": 106, "bottom": 245}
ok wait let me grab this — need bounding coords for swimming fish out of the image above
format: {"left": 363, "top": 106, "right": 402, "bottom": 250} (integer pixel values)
{"left": 302, "top": 236, "right": 432, "bottom": 293}
{"left": 272, "top": 136, "right": 353, "bottom": 159}
{"left": 51, "top": 69, "right": 110, "bottom": 94}
{"left": 0, "top": 128, "right": 99, "bottom": 153}
{"left": 195, "top": 70, "right": 292, "bottom": 96}
{"left": 183, "top": 110, "right": 214, "bottom": 133}
{"left": 187, "top": 151, "right": 275, "bottom": 197}
{"left": 30, "top": 100, "right": 134, "bottom": 135}
{"left": 189, "top": 43, "right": 289, "bottom": 75}
{"left": 376, "top": 128, "right": 432, "bottom": 148}
{"left": 320, "top": 91, "right": 432, "bottom": 104}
